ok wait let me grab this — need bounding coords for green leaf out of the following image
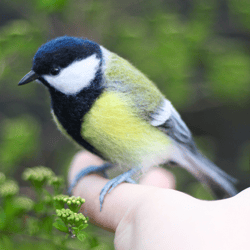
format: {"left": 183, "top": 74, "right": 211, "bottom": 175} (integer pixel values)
{"left": 71, "top": 226, "right": 79, "bottom": 234}
{"left": 53, "top": 218, "right": 68, "bottom": 233}
{"left": 77, "top": 231, "right": 86, "bottom": 242}
{"left": 53, "top": 201, "right": 64, "bottom": 210}
{"left": 78, "top": 223, "right": 88, "bottom": 231}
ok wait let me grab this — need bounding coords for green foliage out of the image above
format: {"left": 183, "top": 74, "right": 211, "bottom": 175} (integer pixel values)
{"left": 54, "top": 195, "right": 85, "bottom": 212}
{"left": 53, "top": 195, "right": 88, "bottom": 240}
{"left": 23, "top": 166, "right": 55, "bottom": 189}
{"left": 35, "top": 0, "right": 69, "bottom": 13}
{"left": 0, "top": 115, "right": 40, "bottom": 173}
{"left": 0, "top": 180, "right": 19, "bottom": 197}
{"left": 0, "top": 167, "right": 112, "bottom": 249}
{"left": 229, "top": 0, "right": 250, "bottom": 30}
{"left": 54, "top": 208, "right": 88, "bottom": 240}
{"left": 0, "top": 19, "right": 43, "bottom": 91}
{"left": 0, "top": 173, "right": 6, "bottom": 184}
{"left": 206, "top": 40, "right": 250, "bottom": 104}
{"left": 22, "top": 166, "right": 63, "bottom": 214}
{"left": 238, "top": 141, "right": 250, "bottom": 172}
{"left": 12, "top": 196, "right": 35, "bottom": 212}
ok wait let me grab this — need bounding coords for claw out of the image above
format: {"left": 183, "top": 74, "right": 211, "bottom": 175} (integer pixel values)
{"left": 99, "top": 168, "right": 140, "bottom": 211}
{"left": 68, "top": 163, "right": 113, "bottom": 194}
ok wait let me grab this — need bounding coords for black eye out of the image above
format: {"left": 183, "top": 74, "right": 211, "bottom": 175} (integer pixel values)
{"left": 50, "top": 67, "right": 60, "bottom": 76}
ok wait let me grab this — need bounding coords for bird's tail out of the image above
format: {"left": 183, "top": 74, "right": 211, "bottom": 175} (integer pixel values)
{"left": 170, "top": 142, "right": 237, "bottom": 198}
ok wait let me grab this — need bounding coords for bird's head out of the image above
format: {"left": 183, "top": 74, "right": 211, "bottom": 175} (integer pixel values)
{"left": 18, "top": 36, "right": 103, "bottom": 95}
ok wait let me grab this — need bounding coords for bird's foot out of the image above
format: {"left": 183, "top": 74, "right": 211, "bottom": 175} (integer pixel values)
{"left": 99, "top": 168, "right": 140, "bottom": 211}
{"left": 68, "top": 163, "right": 113, "bottom": 195}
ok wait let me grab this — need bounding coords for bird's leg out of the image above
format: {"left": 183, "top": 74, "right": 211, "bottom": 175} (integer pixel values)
{"left": 99, "top": 167, "right": 140, "bottom": 211}
{"left": 68, "top": 163, "right": 113, "bottom": 195}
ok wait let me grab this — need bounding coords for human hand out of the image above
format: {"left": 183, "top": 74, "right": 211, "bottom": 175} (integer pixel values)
{"left": 68, "top": 151, "right": 250, "bottom": 250}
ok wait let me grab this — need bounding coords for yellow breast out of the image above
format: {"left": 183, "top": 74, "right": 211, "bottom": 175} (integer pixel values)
{"left": 81, "top": 91, "right": 170, "bottom": 166}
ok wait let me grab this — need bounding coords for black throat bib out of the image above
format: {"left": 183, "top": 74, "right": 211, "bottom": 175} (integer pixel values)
{"left": 44, "top": 70, "right": 104, "bottom": 157}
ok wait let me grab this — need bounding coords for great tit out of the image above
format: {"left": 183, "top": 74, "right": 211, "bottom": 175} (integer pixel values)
{"left": 19, "top": 36, "right": 237, "bottom": 210}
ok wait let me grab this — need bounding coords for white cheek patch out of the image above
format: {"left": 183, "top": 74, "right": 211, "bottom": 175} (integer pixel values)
{"left": 43, "top": 54, "right": 100, "bottom": 95}
{"left": 150, "top": 99, "right": 172, "bottom": 126}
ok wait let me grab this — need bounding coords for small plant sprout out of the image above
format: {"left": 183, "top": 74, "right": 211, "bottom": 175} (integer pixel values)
{"left": 0, "top": 180, "right": 19, "bottom": 197}
{"left": 20, "top": 167, "right": 89, "bottom": 242}
{"left": 53, "top": 195, "right": 87, "bottom": 240}
{"left": 54, "top": 207, "right": 88, "bottom": 240}
{"left": 53, "top": 195, "right": 85, "bottom": 212}
{"left": 22, "top": 166, "right": 55, "bottom": 190}
{"left": 12, "top": 196, "right": 34, "bottom": 212}
{"left": 22, "top": 166, "right": 66, "bottom": 215}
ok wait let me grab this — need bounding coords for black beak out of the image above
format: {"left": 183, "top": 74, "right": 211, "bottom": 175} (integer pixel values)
{"left": 18, "top": 70, "right": 38, "bottom": 86}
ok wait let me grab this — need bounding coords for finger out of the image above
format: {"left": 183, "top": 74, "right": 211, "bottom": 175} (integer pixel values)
{"left": 68, "top": 150, "right": 104, "bottom": 184}
{"left": 68, "top": 151, "right": 175, "bottom": 233}
{"left": 139, "top": 167, "right": 175, "bottom": 189}
{"left": 69, "top": 151, "right": 176, "bottom": 189}
{"left": 69, "top": 151, "right": 138, "bottom": 232}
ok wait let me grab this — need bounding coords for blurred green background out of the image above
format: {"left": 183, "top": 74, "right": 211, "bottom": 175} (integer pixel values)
{"left": 0, "top": 0, "right": 250, "bottom": 213}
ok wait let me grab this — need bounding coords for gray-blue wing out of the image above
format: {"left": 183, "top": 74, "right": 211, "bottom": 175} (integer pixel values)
{"left": 151, "top": 99, "right": 237, "bottom": 198}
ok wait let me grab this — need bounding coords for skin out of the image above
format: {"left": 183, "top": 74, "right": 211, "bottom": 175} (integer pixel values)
{"left": 68, "top": 151, "right": 250, "bottom": 250}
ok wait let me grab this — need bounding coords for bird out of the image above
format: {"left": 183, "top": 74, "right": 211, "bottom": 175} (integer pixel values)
{"left": 18, "top": 36, "right": 237, "bottom": 210}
